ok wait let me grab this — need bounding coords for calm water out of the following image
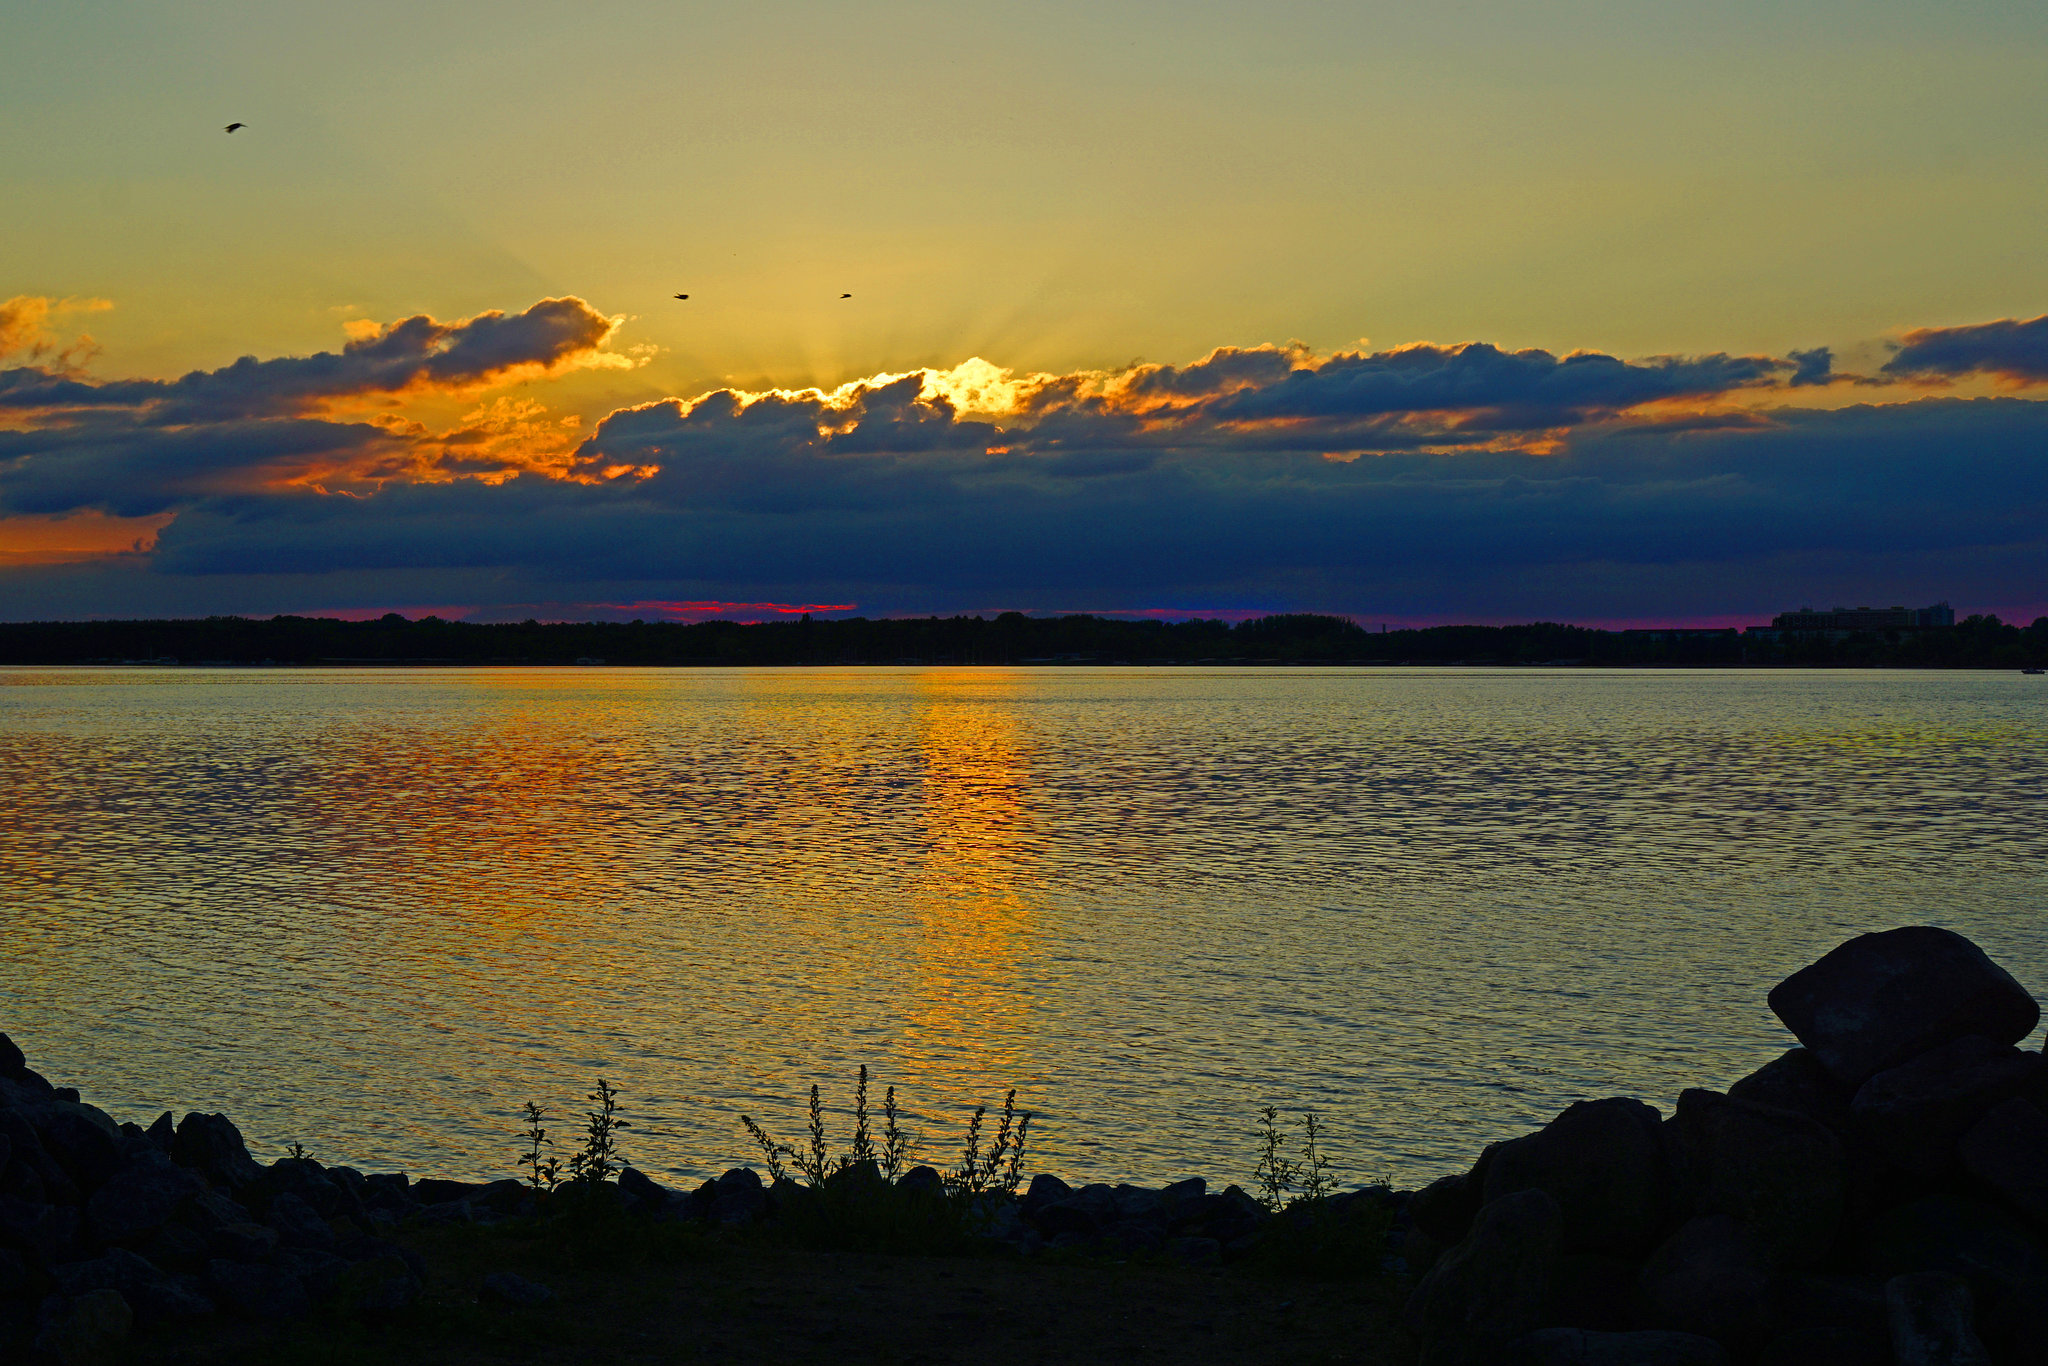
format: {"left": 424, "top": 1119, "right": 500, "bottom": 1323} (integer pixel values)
{"left": 2, "top": 666, "right": 2045, "bottom": 1190}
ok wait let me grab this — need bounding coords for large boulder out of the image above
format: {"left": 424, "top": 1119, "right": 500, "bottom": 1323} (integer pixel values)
{"left": 1768, "top": 927, "right": 2040, "bottom": 1089}
{"left": 1483, "top": 1098, "right": 1668, "bottom": 1256}
{"left": 1727, "top": 1048, "right": 1853, "bottom": 1135}
{"left": 709, "top": 1167, "right": 766, "bottom": 1226}
{"left": 1664, "top": 1089, "right": 1844, "bottom": 1271}
{"left": 169, "top": 1114, "right": 263, "bottom": 1191}
{"left": 1406, "top": 1188, "right": 1563, "bottom": 1366}
{"left": 1636, "top": 1214, "right": 1774, "bottom": 1353}
{"left": 1850, "top": 1036, "right": 2047, "bottom": 1178}
{"left": 1958, "top": 1098, "right": 2048, "bottom": 1224}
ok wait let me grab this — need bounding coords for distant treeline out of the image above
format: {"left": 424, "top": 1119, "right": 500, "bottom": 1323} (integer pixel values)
{"left": 4, "top": 611, "right": 2047, "bottom": 668}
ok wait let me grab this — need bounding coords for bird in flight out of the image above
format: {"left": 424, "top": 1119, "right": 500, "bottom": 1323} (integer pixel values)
{"left": 840, "top": 293, "right": 852, "bottom": 299}
{"left": 224, "top": 122, "right": 245, "bottom": 133}
{"left": 673, "top": 293, "right": 689, "bottom": 300}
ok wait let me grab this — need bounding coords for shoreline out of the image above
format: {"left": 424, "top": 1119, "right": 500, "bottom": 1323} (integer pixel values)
{"left": 6, "top": 925, "right": 2046, "bottom": 1363}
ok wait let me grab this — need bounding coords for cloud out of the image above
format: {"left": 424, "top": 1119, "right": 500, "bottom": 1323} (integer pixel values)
{"left": 0, "top": 296, "right": 628, "bottom": 423}
{"left": 3, "top": 298, "right": 2043, "bottom": 623}
{"left": 1882, "top": 314, "right": 2048, "bottom": 385}
{"left": 0, "top": 295, "right": 111, "bottom": 371}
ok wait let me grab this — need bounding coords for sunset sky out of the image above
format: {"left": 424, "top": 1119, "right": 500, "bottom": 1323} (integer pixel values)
{"left": 4, "top": 0, "right": 2046, "bottom": 624}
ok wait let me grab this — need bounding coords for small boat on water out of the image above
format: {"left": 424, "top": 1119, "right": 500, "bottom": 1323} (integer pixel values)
{"left": 2024, "top": 667, "right": 2045, "bottom": 675}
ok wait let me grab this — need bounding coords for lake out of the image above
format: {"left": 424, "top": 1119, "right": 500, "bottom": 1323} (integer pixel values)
{"left": 2, "top": 666, "right": 2044, "bottom": 1191}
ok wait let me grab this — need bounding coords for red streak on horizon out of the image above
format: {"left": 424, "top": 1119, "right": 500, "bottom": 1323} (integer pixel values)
{"left": 600, "top": 599, "right": 858, "bottom": 619}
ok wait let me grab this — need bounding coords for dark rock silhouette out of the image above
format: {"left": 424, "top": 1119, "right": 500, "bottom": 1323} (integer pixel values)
{"left": 1405, "top": 925, "right": 2048, "bottom": 1366}
{"left": 1768, "top": 926, "right": 2039, "bottom": 1086}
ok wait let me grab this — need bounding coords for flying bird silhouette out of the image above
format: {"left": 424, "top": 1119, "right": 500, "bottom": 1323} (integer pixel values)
{"left": 224, "top": 123, "right": 245, "bottom": 133}
{"left": 840, "top": 293, "right": 852, "bottom": 299}
{"left": 673, "top": 293, "right": 688, "bottom": 300}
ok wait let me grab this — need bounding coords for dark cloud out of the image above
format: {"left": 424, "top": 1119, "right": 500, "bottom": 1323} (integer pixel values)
{"left": 1882, "top": 314, "right": 2048, "bottom": 384}
{"left": 0, "top": 296, "right": 621, "bottom": 423}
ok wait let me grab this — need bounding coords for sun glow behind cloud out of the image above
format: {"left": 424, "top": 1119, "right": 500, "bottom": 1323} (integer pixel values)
{"left": 5, "top": 298, "right": 2048, "bottom": 624}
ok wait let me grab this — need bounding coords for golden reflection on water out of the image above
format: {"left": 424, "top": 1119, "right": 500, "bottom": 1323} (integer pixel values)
{"left": 900, "top": 672, "right": 1042, "bottom": 1097}
{"left": 4, "top": 666, "right": 2046, "bottom": 1186}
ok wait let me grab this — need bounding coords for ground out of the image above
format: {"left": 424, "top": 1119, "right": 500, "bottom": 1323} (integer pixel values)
{"left": 123, "top": 1224, "right": 1417, "bottom": 1366}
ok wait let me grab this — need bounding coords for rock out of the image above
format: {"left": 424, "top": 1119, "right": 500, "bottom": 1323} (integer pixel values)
{"left": 1665, "top": 1088, "right": 1844, "bottom": 1271}
{"left": 1850, "top": 1036, "right": 2048, "bottom": 1177}
{"left": 1031, "top": 1197, "right": 1103, "bottom": 1240}
{"left": 1506, "top": 1327, "right": 1729, "bottom": 1365}
{"left": 408, "top": 1177, "right": 481, "bottom": 1205}
{"left": 17, "top": 1103, "right": 125, "bottom": 1194}
{"left": 0, "top": 1197, "right": 83, "bottom": 1267}
{"left": 0, "top": 1114, "right": 82, "bottom": 1206}
{"left": 1768, "top": 927, "right": 2041, "bottom": 1089}
{"left": 204, "top": 1258, "right": 309, "bottom": 1319}
{"left": 274, "top": 1246, "right": 349, "bottom": 1301}
{"left": 265, "top": 1192, "right": 336, "bottom": 1251}
{"left": 0, "top": 1033, "right": 24, "bottom": 1078}
{"left": 205, "top": 1221, "right": 278, "bottom": 1263}
{"left": 328, "top": 1254, "right": 419, "bottom": 1319}
{"left": 1104, "top": 1216, "right": 1165, "bottom": 1256}
{"left": 479, "top": 1270, "right": 554, "bottom": 1307}
{"left": 85, "top": 1150, "right": 203, "bottom": 1245}
{"left": 1483, "top": 1098, "right": 1668, "bottom": 1256}
{"left": 142, "top": 1114, "right": 173, "bottom": 1154}
{"left": 1410, "top": 1171, "right": 1485, "bottom": 1253}
{"left": 49, "top": 1247, "right": 213, "bottom": 1326}
{"left": 1168, "top": 1235, "right": 1221, "bottom": 1265}
{"left": 1405, "top": 1188, "right": 1563, "bottom": 1366}
{"left": 1863, "top": 1195, "right": 2048, "bottom": 1308}
{"left": 1112, "top": 1184, "right": 1162, "bottom": 1220}
{"left": 1020, "top": 1171, "right": 1071, "bottom": 1214}
{"left": 1637, "top": 1214, "right": 1774, "bottom": 1353}
{"left": 140, "top": 1222, "right": 207, "bottom": 1273}
{"left": 1886, "top": 1271, "right": 1990, "bottom": 1365}
{"left": 169, "top": 1114, "right": 262, "bottom": 1191}
{"left": 709, "top": 1168, "right": 766, "bottom": 1225}
{"left": 617, "top": 1166, "right": 668, "bottom": 1214}
{"left": 30, "top": 1287, "right": 130, "bottom": 1366}
{"left": 179, "top": 1187, "right": 253, "bottom": 1234}
{"left": 360, "top": 1173, "right": 414, "bottom": 1216}
{"left": 1728, "top": 1048, "right": 1854, "bottom": 1135}
{"left": 1547, "top": 1253, "right": 1641, "bottom": 1333}
{"left": 898, "top": 1166, "right": 945, "bottom": 1199}
{"left": 258, "top": 1158, "right": 363, "bottom": 1221}
{"left": 1158, "top": 1177, "right": 1206, "bottom": 1215}
{"left": 1958, "top": 1097, "right": 2048, "bottom": 1222}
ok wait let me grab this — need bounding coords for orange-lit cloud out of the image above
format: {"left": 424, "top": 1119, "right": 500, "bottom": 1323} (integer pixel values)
{"left": 0, "top": 295, "right": 112, "bottom": 374}
{"left": 0, "top": 508, "right": 172, "bottom": 566}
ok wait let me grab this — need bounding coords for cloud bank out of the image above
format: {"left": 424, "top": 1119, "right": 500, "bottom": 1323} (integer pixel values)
{"left": 2, "top": 303, "right": 2044, "bottom": 622}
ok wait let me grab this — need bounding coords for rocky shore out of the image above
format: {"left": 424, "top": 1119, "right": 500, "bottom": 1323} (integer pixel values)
{"left": 4, "top": 924, "right": 2045, "bottom": 1365}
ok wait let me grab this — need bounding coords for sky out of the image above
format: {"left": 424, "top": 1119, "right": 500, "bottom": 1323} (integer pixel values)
{"left": 3, "top": 0, "right": 2046, "bottom": 626}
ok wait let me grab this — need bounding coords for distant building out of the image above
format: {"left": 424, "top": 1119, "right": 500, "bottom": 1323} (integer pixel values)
{"left": 1745, "top": 601, "right": 1954, "bottom": 641}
